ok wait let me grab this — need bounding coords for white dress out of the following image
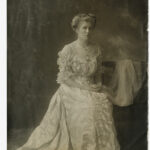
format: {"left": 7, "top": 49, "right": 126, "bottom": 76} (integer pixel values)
{"left": 17, "top": 42, "right": 120, "bottom": 150}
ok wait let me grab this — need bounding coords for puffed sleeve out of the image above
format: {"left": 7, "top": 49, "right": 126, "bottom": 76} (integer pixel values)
{"left": 56, "top": 45, "right": 74, "bottom": 84}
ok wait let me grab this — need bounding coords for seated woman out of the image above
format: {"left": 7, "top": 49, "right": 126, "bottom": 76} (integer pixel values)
{"left": 16, "top": 13, "right": 120, "bottom": 150}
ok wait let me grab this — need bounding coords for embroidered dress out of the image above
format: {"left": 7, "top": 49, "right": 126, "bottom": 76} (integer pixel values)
{"left": 17, "top": 42, "right": 120, "bottom": 150}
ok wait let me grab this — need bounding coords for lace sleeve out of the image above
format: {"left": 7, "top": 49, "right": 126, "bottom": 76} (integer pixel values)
{"left": 56, "top": 45, "right": 74, "bottom": 84}
{"left": 94, "top": 47, "right": 103, "bottom": 84}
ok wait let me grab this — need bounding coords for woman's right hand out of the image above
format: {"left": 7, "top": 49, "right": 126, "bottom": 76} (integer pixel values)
{"left": 84, "top": 82, "right": 102, "bottom": 92}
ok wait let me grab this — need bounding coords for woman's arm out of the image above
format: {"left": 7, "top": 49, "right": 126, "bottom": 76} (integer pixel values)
{"left": 62, "top": 76, "right": 102, "bottom": 92}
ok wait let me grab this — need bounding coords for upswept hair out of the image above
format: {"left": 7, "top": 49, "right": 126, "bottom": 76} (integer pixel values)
{"left": 71, "top": 13, "right": 96, "bottom": 31}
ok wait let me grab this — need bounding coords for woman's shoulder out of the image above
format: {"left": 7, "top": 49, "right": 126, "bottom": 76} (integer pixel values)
{"left": 59, "top": 41, "right": 103, "bottom": 58}
{"left": 58, "top": 42, "right": 74, "bottom": 57}
{"left": 89, "top": 42, "right": 103, "bottom": 57}
{"left": 65, "top": 41, "right": 77, "bottom": 51}
{"left": 60, "top": 41, "right": 75, "bottom": 53}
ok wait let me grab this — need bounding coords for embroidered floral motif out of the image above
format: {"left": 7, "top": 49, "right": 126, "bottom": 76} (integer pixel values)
{"left": 57, "top": 44, "right": 102, "bottom": 86}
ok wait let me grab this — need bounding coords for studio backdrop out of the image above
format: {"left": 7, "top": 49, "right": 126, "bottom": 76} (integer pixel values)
{"left": 8, "top": 0, "right": 147, "bottom": 150}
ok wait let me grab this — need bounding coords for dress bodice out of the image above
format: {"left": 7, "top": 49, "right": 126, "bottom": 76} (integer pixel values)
{"left": 57, "top": 42, "right": 102, "bottom": 86}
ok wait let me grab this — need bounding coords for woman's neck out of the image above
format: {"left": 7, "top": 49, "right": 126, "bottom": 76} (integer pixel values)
{"left": 76, "top": 39, "right": 90, "bottom": 48}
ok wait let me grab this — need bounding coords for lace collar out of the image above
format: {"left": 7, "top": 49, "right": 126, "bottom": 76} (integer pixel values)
{"left": 69, "top": 41, "right": 100, "bottom": 60}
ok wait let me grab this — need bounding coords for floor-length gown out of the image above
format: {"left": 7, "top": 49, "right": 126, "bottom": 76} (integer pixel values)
{"left": 17, "top": 42, "right": 120, "bottom": 150}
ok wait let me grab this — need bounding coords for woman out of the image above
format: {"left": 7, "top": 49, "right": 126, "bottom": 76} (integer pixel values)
{"left": 17, "top": 13, "right": 120, "bottom": 150}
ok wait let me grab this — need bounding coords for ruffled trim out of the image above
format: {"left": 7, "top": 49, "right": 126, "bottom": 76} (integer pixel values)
{"left": 57, "top": 45, "right": 74, "bottom": 84}
{"left": 57, "top": 44, "right": 103, "bottom": 85}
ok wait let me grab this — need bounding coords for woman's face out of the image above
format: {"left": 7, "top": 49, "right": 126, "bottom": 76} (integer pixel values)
{"left": 76, "top": 21, "right": 94, "bottom": 41}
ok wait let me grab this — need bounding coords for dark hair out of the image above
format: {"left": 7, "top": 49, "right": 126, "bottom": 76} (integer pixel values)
{"left": 71, "top": 13, "right": 96, "bottom": 31}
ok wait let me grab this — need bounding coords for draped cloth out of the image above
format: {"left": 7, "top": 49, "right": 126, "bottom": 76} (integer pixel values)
{"left": 110, "top": 59, "right": 143, "bottom": 106}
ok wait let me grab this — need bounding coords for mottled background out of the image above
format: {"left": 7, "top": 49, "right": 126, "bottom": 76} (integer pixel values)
{"left": 8, "top": 0, "right": 148, "bottom": 149}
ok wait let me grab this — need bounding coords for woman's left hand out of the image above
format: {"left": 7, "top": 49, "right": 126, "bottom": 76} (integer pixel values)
{"left": 100, "top": 85, "right": 115, "bottom": 100}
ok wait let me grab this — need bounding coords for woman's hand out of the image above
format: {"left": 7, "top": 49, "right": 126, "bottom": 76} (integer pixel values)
{"left": 100, "top": 85, "right": 115, "bottom": 100}
{"left": 79, "top": 82, "right": 102, "bottom": 92}
{"left": 89, "top": 82, "right": 102, "bottom": 92}
{"left": 63, "top": 78, "right": 102, "bottom": 92}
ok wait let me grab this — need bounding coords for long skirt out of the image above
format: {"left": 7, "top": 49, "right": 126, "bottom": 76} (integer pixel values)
{"left": 17, "top": 84, "right": 120, "bottom": 150}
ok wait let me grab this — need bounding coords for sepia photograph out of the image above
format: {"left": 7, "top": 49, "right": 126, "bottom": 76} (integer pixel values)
{"left": 7, "top": 0, "right": 148, "bottom": 150}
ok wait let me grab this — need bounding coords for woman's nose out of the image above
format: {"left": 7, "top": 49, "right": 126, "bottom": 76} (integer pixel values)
{"left": 86, "top": 28, "right": 90, "bottom": 33}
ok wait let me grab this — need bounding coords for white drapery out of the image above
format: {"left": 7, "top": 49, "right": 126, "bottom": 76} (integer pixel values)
{"left": 110, "top": 59, "right": 144, "bottom": 106}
